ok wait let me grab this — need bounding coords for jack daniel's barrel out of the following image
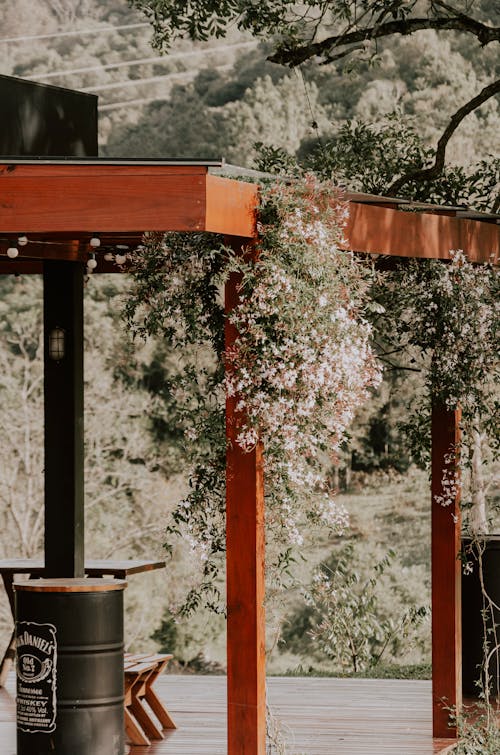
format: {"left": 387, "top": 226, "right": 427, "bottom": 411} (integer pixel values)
{"left": 14, "top": 578, "right": 126, "bottom": 755}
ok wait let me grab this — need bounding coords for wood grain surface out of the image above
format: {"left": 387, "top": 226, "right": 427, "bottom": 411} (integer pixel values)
{"left": 0, "top": 675, "right": 457, "bottom": 754}
{"left": 345, "top": 202, "right": 499, "bottom": 263}
{"left": 13, "top": 578, "right": 126, "bottom": 592}
{"left": 431, "top": 407, "right": 462, "bottom": 739}
{"left": 225, "top": 250, "right": 266, "bottom": 755}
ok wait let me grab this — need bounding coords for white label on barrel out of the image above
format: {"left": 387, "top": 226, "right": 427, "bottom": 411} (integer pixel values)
{"left": 16, "top": 621, "right": 57, "bottom": 733}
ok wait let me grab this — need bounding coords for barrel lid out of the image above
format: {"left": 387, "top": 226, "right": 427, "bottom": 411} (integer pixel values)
{"left": 13, "top": 578, "right": 127, "bottom": 592}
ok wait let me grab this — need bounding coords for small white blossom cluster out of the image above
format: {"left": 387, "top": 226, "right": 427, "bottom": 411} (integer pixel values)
{"left": 316, "top": 494, "right": 350, "bottom": 530}
{"left": 434, "top": 466, "right": 460, "bottom": 508}
{"left": 463, "top": 560, "right": 474, "bottom": 576}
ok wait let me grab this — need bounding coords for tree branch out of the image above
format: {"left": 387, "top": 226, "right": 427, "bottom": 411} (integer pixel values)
{"left": 268, "top": 15, "right": 500, "bottom": 67}
{"left": 377, "top": 358, "right": 422, "bottom": 372}
{"left": 387, "top": 78, "right": 500, "bottom": 196}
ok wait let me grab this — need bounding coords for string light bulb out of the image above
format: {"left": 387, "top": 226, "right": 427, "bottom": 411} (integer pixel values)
{"left": 87, "top": 253, "right": 97, "bottom": 271}
{"left": 17, "top": 235, "right": 28, "bottom": 246}
{"left": 7, "top": 246, "right": 19, "bottom": 259}
{"left": 104, "top": 252, "right": 114, "bottom": 262}
{"left": 90, "top": 236, "right": 101, "bottom": 248}
{"left": 115, "top": 253, "right": 127, "bottom": 266}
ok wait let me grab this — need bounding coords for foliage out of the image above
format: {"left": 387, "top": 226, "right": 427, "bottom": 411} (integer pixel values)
{"left": 305, "top": 544, "right": 428, "bottom": 673}
{"left": 129, "top": 1, "right": 500, "bottom": 62}
{"left": 106, "top": 86, "right": 230, "bottom": 159}
{"left": 370, "top": 251, "right": 499, "bottom": 477}
{"left": 264, "top": 467, "right": 432, "bottom": 675}
{"left": 347, "top": 369, "right": 422, "bottom": 474}
{"left": 130, "top": 0, "right": 500, "bottom": 202}
{"left": 124, "top": 232, "right": 227, "bottom": 612}
{"left": 3, "top": 0, "right": 498, "bottom": 193}
{"left": 1, "top": 0, "right": 497, "bottom": 686}
{"left": 454, "top": 705, "right": 500, "bottom": 754}
{"left": 259, "top": 112, "right": 499, "bottom": 212}
{"left": 301, "top": 115, "right": 500, "bottom": 210}
{"left": 106, "top": 73, "right": 330, "bottom": 165}
{"left": 0, "top": 277, "right": 44, "bottom": 559}
{"left": 227, "top": 179, "right": 381, "bottom": 534}
{"left": 301, "top": 115, "right": 430, "bottom": 195}
{"left": 124, "top": 176, "right": 381, "bottom": 611}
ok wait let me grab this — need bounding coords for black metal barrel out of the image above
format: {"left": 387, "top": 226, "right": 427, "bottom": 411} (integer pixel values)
{"left": 15, "top": 578, "right": 126, "bottom": 755}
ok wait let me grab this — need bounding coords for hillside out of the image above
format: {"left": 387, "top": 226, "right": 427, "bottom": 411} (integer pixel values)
{"left": 1, "top": 1, "right": 498, "bottom": 176}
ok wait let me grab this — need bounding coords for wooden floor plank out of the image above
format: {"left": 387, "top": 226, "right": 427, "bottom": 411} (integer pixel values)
{"left": 0, "top": 675, "right": 457, "bottom": 754}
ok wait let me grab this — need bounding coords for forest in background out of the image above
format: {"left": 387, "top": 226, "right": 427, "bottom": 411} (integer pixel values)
{"left": 0, "top": 0, "right": 498, "bottom": 676}
{"left": 1, "top": 1, "right": 498, "bottom": 172}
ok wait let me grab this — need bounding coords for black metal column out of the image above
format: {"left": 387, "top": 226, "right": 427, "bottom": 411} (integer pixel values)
{"left": 43, "top": 261, "right": 84, "bottom": 578}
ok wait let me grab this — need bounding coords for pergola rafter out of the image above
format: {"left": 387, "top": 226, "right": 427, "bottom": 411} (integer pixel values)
{"left": 0, "top": 158, "right": 499, "bottom": 753}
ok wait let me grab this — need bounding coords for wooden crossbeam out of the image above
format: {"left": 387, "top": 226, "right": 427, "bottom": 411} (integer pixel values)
{"left": 0, "top": 163, "right": 498, "bottom": 266}
{"left": 346, "top": 202, "right": 499, "bottom": 263}
{"left": 0, "top": 163, "right": 257, "bottom": 239}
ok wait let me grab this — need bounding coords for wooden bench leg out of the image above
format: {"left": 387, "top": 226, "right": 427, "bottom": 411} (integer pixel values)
{"left": 124, "top": 654, "right": 177, "bottom": 742}
{"left": 144, "top": 686, "right": 177, "bottom": 730}
{"left": 138, "top": 655, "right": 177, "bottom": 730}
{"left": 131, "top": 695, "right": 164, "bottom": 741}
{"left": 125, "top": 707, "right": 151, "bottom": 746}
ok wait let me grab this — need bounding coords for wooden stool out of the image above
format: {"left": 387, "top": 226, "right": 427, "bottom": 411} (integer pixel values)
{"left": 124, "top": 653, "right": 176, "bottom": 746}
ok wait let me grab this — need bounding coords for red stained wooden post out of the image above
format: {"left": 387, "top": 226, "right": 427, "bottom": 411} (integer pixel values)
{"left": 431, "top": 405, "right": 462, "bottom": 739}
{"left": 225, "top": 240, "right": 266, "bottom": 755}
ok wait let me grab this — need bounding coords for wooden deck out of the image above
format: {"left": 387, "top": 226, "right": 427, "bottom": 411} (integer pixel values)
{"left": 0, "top": 675, "right": 456, "bottom": 754}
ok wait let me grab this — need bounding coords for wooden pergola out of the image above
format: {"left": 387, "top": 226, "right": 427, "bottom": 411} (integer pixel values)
{"left": 0, "top": 158, "right": 499, "bottom": 754}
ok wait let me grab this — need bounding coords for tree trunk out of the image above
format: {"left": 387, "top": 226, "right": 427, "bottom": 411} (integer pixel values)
{"left": 470, "top": 428, "right": 488, "bottom": 536}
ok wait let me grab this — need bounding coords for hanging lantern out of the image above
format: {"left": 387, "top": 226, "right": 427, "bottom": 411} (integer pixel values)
{"left": 48, "top": 327, "right": 65, "bottom": 361}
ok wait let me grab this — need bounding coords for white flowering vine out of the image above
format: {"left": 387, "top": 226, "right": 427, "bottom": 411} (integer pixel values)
{"left": 125, "top": 176, "right": 381, "bottom": 612}
{"left": 225, "top": 178, "right": 381, "bottom": 548}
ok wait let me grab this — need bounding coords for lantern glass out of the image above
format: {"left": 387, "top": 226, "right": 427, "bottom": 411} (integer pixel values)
{"left": 49, "top": 327, "right": 65, "bottom": 361}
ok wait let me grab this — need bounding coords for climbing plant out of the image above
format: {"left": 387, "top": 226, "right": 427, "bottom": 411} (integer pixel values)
{"left": 124, "top": 176, "right": 381, "bottom": 612}
{"left": 369, "top": 250, "right": 499, "bottom": 523}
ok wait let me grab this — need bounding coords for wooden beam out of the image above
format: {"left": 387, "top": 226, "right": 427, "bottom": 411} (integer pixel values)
{"left": 205, "top": 175, "right": 258, "bottom": 238}
{"left": 0, "top": 261, "right": 43, "bottom": 275}
{"left": 225, "top": 241, "right": 266, "bottom": 755}
{"left": 0, "top": 164, "right": 207, "bottom": 234}
{"left": 43, "top": 261, "right": 85, "bottom": 578}
{"left": 0, "top": 165, "right": 259, "bottom": 239}
{"left": 1, "top": 163, "right": 498, "bottom": 260}
{"left": 0, "top": 240, "right": 80, "bottom": 264}
{"left": 345, "top": 202, "right": 499, "bottom": 263}
{"left": 431, "top": 405, "right": 462, "bottom": 739}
